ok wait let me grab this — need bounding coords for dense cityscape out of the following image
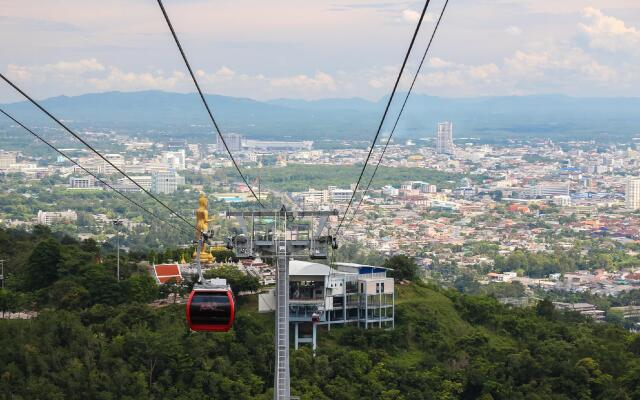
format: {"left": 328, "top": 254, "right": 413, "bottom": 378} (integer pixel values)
{"left": 3, "top": 121, "right": 640, "bottom": 327}
{"left": 3, "top": 1, "right": 640, "bottom": 398}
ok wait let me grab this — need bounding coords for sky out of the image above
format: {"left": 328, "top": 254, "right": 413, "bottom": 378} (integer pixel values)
{"left": 1, "top": 0, "right": 639, "bottom": 101}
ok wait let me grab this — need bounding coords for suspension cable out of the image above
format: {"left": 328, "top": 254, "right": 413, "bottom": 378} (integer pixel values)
{"left": 156, "top": 0, "right": 265, "bottom": 208}
{"left": 0, "top": 73, "right": 199, "bottom": 233}
{"left": 0, "top": 108, "right": 192, "bottom": 236}
{"left": 338, "top": 0, "right": 450, "bottom": 235}
{"left": 334, "top": 0, "right": 432, "bottom": 235}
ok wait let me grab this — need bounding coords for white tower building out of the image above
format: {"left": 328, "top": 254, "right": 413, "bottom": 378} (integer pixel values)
{"left": 625, "top": 178, "right": 640, "bottom": 210}
{"left": 436, "top": 122, "right": 454, "bottom": 154}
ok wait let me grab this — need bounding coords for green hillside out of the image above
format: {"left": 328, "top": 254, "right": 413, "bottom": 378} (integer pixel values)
{"left": 1, "top": 228, "right": 640, "bottom": 399}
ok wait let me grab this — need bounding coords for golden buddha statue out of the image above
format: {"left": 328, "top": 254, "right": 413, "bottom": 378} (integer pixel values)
{"left": 193, "top": 192, "right": 215, "bottom": 263}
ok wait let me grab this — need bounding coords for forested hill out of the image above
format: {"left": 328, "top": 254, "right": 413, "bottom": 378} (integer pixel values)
{"left": 1, "top": 227, "right": 640, "bottom": 399}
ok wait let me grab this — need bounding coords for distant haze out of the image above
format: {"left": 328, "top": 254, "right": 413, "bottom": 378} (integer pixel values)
{"left": 2, "top": 90, "right": 639, "bottom": 142}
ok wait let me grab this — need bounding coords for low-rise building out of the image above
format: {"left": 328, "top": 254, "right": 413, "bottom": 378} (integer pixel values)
{"left": 0, "top": 151, "right": 17, "bottom": 169}
{"left": 330, "top": 189, "right": 352, "bottom": 203}
{"left": 487, "top": 271, "right": 517, "bottom": 282}
{"left": 554, "top": 302, "right": 605, "bottom": 321}
{"left": 151, "top": 171, "right": 184, "bottom": 194}
{"left": 37, "top": 210, "right": 78, "bottom": 225}
{"left": 117, "top": 176, "right": 152, "bottom": 191}
{"left": 69, "top": 176, "right": 98, "bottom": 189}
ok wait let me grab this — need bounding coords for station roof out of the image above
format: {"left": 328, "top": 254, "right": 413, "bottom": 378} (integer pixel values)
{"left": 334, "top": 262, "right": 390, "bottom": 274}
{"left": 289, "top": 260, "right": 332, "bottom": 276}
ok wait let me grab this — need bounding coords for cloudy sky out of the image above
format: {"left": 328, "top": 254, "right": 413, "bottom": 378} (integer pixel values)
{"left": 1, "top": 0, "right": 639, "bottom": 101}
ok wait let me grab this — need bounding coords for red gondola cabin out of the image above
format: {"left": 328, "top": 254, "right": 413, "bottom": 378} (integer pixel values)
{"left": 186, "top": 285, "right": 235, "bottom": 332}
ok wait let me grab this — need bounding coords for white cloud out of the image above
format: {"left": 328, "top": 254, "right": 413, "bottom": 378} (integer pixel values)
{"left": 418, "top": 59, "right": 501, "bottom": 90}
{"left": 6, "top": 58, "right": 105, "bottom": 82}
{"left": 366, "top": 59, "right": 501, "bottom": 94}
{"left": 428, "top": 57, "right": 453, "bottom": 69}
{"left": 368, "top": 78, "right": 384, "bottom": 89}
{"left": 504, "top": 46, "right": 618, "bottom": 84}
{"left": 402, "top": 9, "right": 420, "bottom": 23}
{"left": 2, "top": 0, "right": 640, "bottom": 101}
{"left": 365, "top": 38, "right": 627, "bottom": 96}
{"left": 581, "top": 61, "right": 617, "bottom": 82}
{"left": 579, "top": 7, "right": 640, "bottom": 53}
{"left": 401, "top": 9, "right": 434, "bottom": 24}
{"left": 270, "top": 72, "right": 337, "bottom": 91}
{"left": 469, "top": 63, "right": 500, "bottom": 80}
{"left": 215, "top": 66, "right": 236, "bottom": 78}
{"left": 3, "top": 3, "right": 640, "bottom": 101}
{"left": 87, "top": 68, "right": 186, "bottom": 91}
{"left": 504, "top": 50, "right": 552, "bottom": 78}
{"left": 3, "top": 59, "right": 342, "bottom": 99}
{"left": 365, "top": 66, "right": 411, "bottom": 90}
{"left": 505, "top": 26, "right": 522, "bottom": 36}
{"left": 48, "top": 58, "right": 105, "bottom": 73}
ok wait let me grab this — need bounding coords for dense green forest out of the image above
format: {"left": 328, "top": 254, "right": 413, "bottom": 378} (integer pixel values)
{"left": 1, "top": 228, "right": 640, "bottom": 399}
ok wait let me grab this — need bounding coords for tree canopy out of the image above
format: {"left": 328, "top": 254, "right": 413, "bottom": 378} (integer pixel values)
{"left": 384, "top": 255, "right": 421, "bottom": 282}
{"left": 1, "top": 227, "right": 640, "bottom": 399}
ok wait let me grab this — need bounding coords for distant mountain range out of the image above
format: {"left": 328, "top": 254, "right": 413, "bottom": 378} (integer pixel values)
{"left": 2, "top": 90, "right": 639, "bottom": 142}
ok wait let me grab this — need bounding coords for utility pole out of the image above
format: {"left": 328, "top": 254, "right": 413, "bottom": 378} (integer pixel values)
{"left": 0, "top": 259, "right": 5, "bottom": 289}
{"left": 226, "top": 209, "right": 337, "bottom": 400}
{"left": 113, "top": 220, "right": 123, "bottom": 281}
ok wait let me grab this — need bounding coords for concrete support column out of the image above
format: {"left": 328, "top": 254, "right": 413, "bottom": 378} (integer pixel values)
{"left": 379, "top": 291, "right": 382, "bottom": 328}
{"left": 392, "top": 290, "right": 395, "bottom": 329}
{"left": 312, "top": 323, "right": 317, "bottom": 355}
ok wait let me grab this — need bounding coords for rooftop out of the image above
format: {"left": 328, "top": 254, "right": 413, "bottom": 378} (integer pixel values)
{"left": 289, "top": 260, "right": 334, "bottom": 276}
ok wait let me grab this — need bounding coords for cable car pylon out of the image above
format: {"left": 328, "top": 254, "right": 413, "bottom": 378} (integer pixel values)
{"left": 225, "top": 208, "right": 338, "bottom": 400}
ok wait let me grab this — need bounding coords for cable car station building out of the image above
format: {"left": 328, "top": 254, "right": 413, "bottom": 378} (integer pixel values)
{"left": 259, "top": 260, "right": 395, "bottom": 350}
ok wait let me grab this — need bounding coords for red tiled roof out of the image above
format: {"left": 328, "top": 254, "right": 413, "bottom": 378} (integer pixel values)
{"left": 158, "top": 276, "right": 182, "bottom": 284}
{"left": 156, "top": 264, "right": 180, "bottom": 275}
{"left": 154, "top": 264, "right": 182, "bottom": 284}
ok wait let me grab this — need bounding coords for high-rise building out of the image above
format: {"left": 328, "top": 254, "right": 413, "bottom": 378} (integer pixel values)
{"left": 151, "top": 170, "right": 185, "bottom": 194}
{"left": 625, "top": 178, "right": 640, "bottom": 210}
{"left": 0, "top": 151, "right": 17, "bottom": 169}
{"left": 436, "top": 122, "right": 454, "bottom": 154}
{"left": 217, "top": 133, "right": 243, "bottom": 153}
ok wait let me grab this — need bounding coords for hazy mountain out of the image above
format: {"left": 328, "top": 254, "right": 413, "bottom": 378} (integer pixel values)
{"left": 2, "top": 90, "right": 639, "bottom": 142}
{"left": 266, "top": 97, "right": 375, "bottom": 111}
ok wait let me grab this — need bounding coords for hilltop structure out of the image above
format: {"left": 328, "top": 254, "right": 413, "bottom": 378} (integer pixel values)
{"left": 259, "top": 260, "right": 395, "bottom": 351}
